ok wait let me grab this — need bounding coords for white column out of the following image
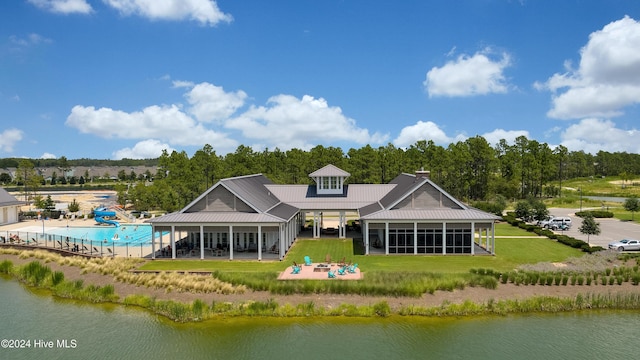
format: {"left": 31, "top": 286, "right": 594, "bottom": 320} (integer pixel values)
{"left": 170, "top": 225, "right": 176, "bottom": 259}
{"left": 442, "top": 222, "right": 447, "bottom": 255}
{"left": 385, "top": 222, "right": 389, "bottom": 255}
{"left": 313, "top": 211, "right": 319, "bottom": 238}
{"left": 228, "top": 225, "right": 234, "bottom": 260}
{"left": 471, "top": 222, "right": 475, "bottom": 255}
{"left": 279, "top": 224, "right": 285, "bottom": 260}
{"left": 199, "top": 225, "right": 205, "bottom": 260}
{"left": 339, "top": 211, "right": 345, "bottom": 238}
{"left": 414, "top": 222, "right": 418, "bottom": 254}
{"left": 364, "top": 221, "right": 370, "bottom": 255}
{"left": 151, "top": 228, "right": 156, "bottom": 259}
{"left": 258, "top": 225, "right": 262, "bottom": 261}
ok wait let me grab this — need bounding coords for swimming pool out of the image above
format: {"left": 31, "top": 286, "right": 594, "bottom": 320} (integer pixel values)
{"left": 46, "top": 224, "right": 156, "bottom": 246}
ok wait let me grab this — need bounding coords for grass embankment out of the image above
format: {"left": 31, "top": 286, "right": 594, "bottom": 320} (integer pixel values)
{"left": 2, "top": 221, "right": 639, "bottom": 322}
{"left": 5, "top": 257, "right": 640, "bottom": 322}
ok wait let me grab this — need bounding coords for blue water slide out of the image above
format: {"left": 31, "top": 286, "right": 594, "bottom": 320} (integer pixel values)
{"left": 93, "top": 207, "right": 117, "bottom": 218}
{"left": 95, "top": 216, "right": 120, "bottom": 227}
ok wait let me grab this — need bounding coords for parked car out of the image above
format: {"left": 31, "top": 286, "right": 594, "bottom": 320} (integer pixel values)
{"left": 608, "top": 239, "right": 640, "bottom": 251}
{"left": 539, "top": 216, "right": 572, "bottom": 229}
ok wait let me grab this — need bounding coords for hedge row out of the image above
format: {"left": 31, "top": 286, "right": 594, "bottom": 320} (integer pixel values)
{"left": 575, "top": 210, "right": 614, "bottom": 218}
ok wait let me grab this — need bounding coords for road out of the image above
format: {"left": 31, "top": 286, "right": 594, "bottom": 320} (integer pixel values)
{"left": 548, "top": 208, "right": 640, "bottom": 248}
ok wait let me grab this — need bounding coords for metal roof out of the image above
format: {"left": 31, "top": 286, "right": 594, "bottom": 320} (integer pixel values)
{"left": 0, "top": 188, "right": 23, "bottom": 207}
{"left": 360, "top": 208, "right": 501, "bottom": 221}
{"left": 265, "top": 183, "right": 395, "bottom": 210}
{"left": 220, "top": 174, "right": 279, "bottom": 212}
{"left": 147, "top": 211, "right": 285, "bottom": 224}
{"left": 309, "top": 164, "right": 350, "bottom": 177}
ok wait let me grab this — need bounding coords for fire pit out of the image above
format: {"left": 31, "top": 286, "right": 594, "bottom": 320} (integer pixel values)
{"left": 313, "top": 263, "right": 331, "bottom": 272}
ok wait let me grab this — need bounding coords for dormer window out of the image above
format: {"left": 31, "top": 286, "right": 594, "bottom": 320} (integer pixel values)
{"left": 310, "top": 165, "right": 350, "bottom": 195}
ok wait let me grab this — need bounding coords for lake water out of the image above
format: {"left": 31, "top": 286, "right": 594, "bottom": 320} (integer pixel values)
{"left": 0, "top": 276, "right": 637, "bottom": 360}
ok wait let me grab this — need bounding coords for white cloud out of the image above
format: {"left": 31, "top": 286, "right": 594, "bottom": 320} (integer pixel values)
{"left": 40, "top": 152, "right": 57, "bottom": 159}
{"left": 104, "top": 0, "right": 232, "bottom": 26}
{"left": 560, "top": 118, "right": 640, "bottom": 154}
{"left": 481, "top": 129, "right": 530, "bottom": 146}
{"left": 0, "top": 128, "right": 24, "bottom": 153}
{"left": 424, "top": 49, "right": 512, "bottom": 97}
{"left": 65, "top": 104, "right": 238, "bottom": 152}
{"left": 226, "top": 94, "right": 388, "bottom": 150}
{"left": 27, "top": 0, "right": 93, "bottom": 14}
{"left": 539, "top": 16, "right": 640, "bottom": 119}
{"left": 184, "top": 82, "right": 247, "bottom": 123}
{"left": 393, "top": 121, "right": 455, "bottom": 147}
{"left": 112, "top": 139, "right": 175, "bottom": 159}
{"left": 394, "top": 121, "right": 530, "bottom": 148}
{"left": 9, "top": 33, "right": 52, "bottom": 48}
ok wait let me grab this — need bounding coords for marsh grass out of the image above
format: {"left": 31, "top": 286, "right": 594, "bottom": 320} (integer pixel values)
{"left": 214, "top": 270, "right": 497, "bottom": 297}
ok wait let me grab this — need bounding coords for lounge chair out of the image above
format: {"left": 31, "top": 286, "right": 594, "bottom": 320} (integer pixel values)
{"left": 337, "top": 266, "right": 347, "bottom": 276}
{"left": 348, "top": 263, "right": 359, "bottom": 274}
{"left": 30, "top": 238, "right": 38, "bottom": 246}
{"left": 337, "top": 257, "right": 346, "bottom": 267}
{"left": 291, "top": 263, "right": 301, "bottom": 274}
{"left": 0, "top": 236, "right": 6, "bottom": 243}
{"left": 328, "top": 269, "right": 336, "bottom": 278}
{"left": 107, "top": 248, "right": 116, "bottom": 257}
{"left": 93, "top": 247, "right": 103, "bottom": 256}
{"left": 325, "top": 254, "right": 331, "bottom": 264}
{"left": 268, "top": 244, "right": 278, "bottom": 254}
{"left": 304, "top": 255, "right": 312, "bottom": 266}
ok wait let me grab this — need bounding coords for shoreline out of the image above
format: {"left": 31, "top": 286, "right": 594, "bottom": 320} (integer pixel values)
{"left": 2, "top": 250, "right": 640, "bottom": 322}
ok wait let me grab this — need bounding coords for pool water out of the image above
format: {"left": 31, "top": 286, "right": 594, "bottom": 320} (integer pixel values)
{"left": 46, "top": 224, "right": 155, "bottom": 246}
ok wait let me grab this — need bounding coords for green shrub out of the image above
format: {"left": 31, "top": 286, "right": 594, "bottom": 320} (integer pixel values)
{"left": 50, "top": 271, "right": 65, "bottom": 286}
{"left": 0, "top": 260, "right": 12, "bottom": 274}
{"left": 576, "top": 210, "right": 614, "bottom": 218}
{"left": 373, "top": 301, "right": 391, "bottom": 317}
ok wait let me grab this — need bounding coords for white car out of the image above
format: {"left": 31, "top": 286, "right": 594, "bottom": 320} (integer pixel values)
{"left": 608, "top": 239, "right": 640, "bottom": 251}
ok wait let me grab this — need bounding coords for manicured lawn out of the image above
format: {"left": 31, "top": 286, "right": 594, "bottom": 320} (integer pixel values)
{"left": 138, "top": 233, "right": 583, "bottom": 274}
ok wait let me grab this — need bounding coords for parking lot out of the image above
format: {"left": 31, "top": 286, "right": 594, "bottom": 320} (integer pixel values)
{"left": 548, "top": 208, "right": 640, "bottom": 248}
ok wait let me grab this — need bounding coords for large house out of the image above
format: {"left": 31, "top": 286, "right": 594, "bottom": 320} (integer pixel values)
{"left": 0, "top": 188, "right": 23, "bottom": 226}
{"left": 147, "top": 165, "right": 500, "bottom": 260}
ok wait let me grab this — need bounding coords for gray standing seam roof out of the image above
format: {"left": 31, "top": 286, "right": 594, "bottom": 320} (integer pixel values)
{"left": 0, "top": 188, "right": 22, "bottom": 207}
{"left": 309, "top": 164, "right": 351, "bottom": 177}
{"left": 221, "top": 174, "right": 279, "bottom": 213}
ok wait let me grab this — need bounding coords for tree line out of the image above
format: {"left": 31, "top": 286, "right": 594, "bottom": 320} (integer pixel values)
{"left": 4, "top": 136, "right": 639, "bottom": 213}
{"left": 128, "top": 136, "right": 640, "bottom": 212}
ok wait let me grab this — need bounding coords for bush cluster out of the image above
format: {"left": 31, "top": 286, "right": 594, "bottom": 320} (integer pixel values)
{"left": 575, "top": 210, "right": 614, "bottom": 218}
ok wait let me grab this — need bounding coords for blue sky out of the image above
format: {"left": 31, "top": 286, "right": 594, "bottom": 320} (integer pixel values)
{"left": 1, "top": 0, "right": 639, "bottom": 160}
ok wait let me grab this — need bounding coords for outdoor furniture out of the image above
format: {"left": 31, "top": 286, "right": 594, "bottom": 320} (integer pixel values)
{"left": 107, "top": 248, "right": 116, "bottom": 257}
{"left": 304, "top": 256, "right": 312, "bottom": 266}
{"left": 291, "top": 263, "right": 301, "bottom": 274}
{"left": 325, "top": 254, "right": 331, "bottom": 264}
{"left": 337, "top": 266, "right": 347, "bottom": 276}
{"left": 328, "top": 269, "right": 336, "bottom": 278}
{"left": 348, "top": 263, "right": 359, "bottom": 274}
